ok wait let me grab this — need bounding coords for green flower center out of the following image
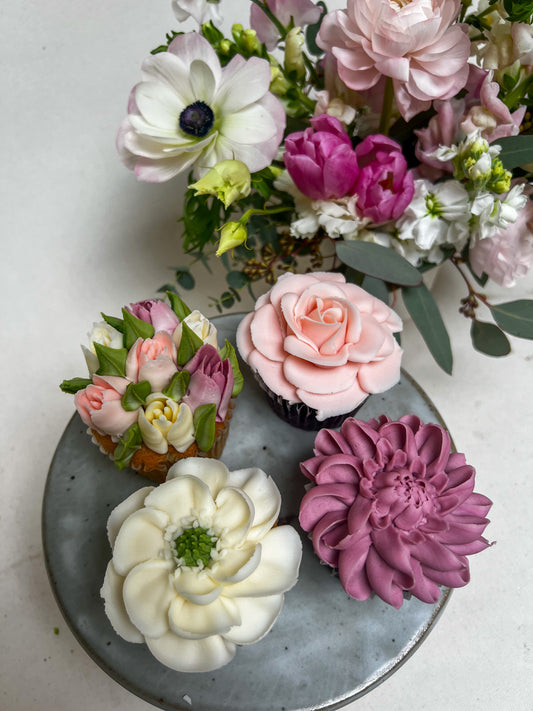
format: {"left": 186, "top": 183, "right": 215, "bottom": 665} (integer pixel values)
{"left": 174, "top": 526, "right": 217, "bottom": 568}
{"left": 425, "top": 193, "right": 443, "bottom": 218}
{"left": 179, "top": 101, "right": 215, "bottom": 137}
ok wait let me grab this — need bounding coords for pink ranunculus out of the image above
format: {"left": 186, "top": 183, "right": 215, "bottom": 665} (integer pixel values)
{"left": 74, "top": 375, "right": 138, "bottom": 437}
{"left": 182, "top": 344, "right": 234, "bottom": 422}
{"left": 236, "top": 272, "right": 403, "bottom": 421}
{"left": 299, "top": 416, "right": 493, "bottom": 608}
{"left": 127, "top": 299, "right": 180, "bottom": 335}
{"left": 317, "top": 0, "right": 470, "bottom": 121}
{"left": 250, "top": 0, "right": 322, "bottom": 50}
{"left": 125, "top": 332, "right": 178, "bottom": 391}
{"left": 470, "top": 197, "right": 533, "bottom": 288}
{"left": 352, "top": 135, "right": 414, "bottom": 224}
{"left": 284, "top": 114, "right": 359, "bottom": 201}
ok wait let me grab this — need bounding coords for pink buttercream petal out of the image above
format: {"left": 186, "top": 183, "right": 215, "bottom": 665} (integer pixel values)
{"left": 357, "top": 341, "right": 402, "bottom": 393}
{"left": 339, "top": 418, "right": 380, "bottom": 459}
{"left": 283, "top": 356, "right": 357, "bottom": 395}
{"left": 247, "top": 350, "right": 298, "bottom": 402}
{"left": 297, "top": 379, "right": 368, "bottom": 420}
{"left": 313, "top": 428, "right": 351, "bottom": 456}
{"left": 365, "top": 547, "right": 411, "bottom": 609}
{"left": 338, "top": 536, "right": 373, "bottom": 601}
{"left": 249, "top": 303, "right": 285, "bottom": 362}
{"left": 236, "top": 312, "right": 255, "bottom": 361}
{"left": 313, "top": 453, "right": 365, "bottom": 484}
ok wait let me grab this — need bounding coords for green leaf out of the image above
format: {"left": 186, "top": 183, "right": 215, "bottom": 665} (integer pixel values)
{"left": 470, "top": 320, "right": 511, "bottom": 357}
{"left": 402, "top": 284, "right": 453, "bottom": 374}
{"left": 219, "top": 339, "right": 244, "bottom": 396}
{"left": 121, "top": 308, "right": 155, "bottom": 349}
{"left": 193, "top": 403, "right": 217, "bottom": 453}
{"left": 220, "top": 291, "right": 235, "bottom": 309}
{"left": 176, "top": 267, "right": 195, "bottom": 290}
{"left": 162, "top": 370, "right": 191, "bottom": 401}
{"left": 113, "top": 424, "right": 143, "bottom": 470}
{"left": 121, "top": 381, "right": 151, "bottom": 411}
{"left": 101, "top": 313, "right": 124, "bottom": 333}
{"left": 94, "top": 343, "right": 128, "bottom": 377}
{"left": 59, "top": 377, "right": 92, "bottom": 394}
{"left": 167, "top": 291, "right": 192, "bottom": 321}
{"left": 361, "top": 275, "right": 390, "bottom": 304}
{"left": 336, "top": 241, "right": 423, "bottom": 287}
{"left": 226, "top": 270, "right": 250, "bottom": 290}
{"left": 490, "top": 299, "right": 533, "bottom": 338}
{"left": 497, "top": 135, "right": 533, "bottom": 170}
{"left": 177, "top": 321, "right": 204, "bottom": 366}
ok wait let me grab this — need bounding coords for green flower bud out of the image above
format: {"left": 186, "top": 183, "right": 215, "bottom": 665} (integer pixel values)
{"left": 189, "top": 159, "right": 251, "bottom": 208}
{"left": 242, "top": 28, "right": 261, "bottom": 54}
{"left": 217, "top": 222, "right": 248, "bottom": 256}
{"left": 284, "top": 27, "right": 306, "bottom": 80}
{"left": 270, "top": 65, "right": 291, "bottom": 96}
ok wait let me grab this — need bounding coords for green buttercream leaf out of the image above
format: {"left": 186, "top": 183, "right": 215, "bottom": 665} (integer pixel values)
{"left": 114, "top": 423, "right": 143, "bottom": 470}
{"left": 177, "top": 322, "right": 204, "bottom": 366}
{"left": 101, "top": 312, "right": 124, "bottom": 333}
{"left": 193, "top": 403, "right": 216, "bottom": 453}
{"left": 219, "top": 339, "right": 243, "bottom": 396}
{"left": 162, "top": 370, "right": 191, "bottom": 401}
{"left": 94, "top": 343, "right": 128, "bottom": 377}
{"left": 59, "top": 377, "right": 92, "bottom": 394}
{"left": 122, "top": 381, "right": 151, "bottom": 411}
{"left": 167, "top": 291, "right": 192, "bottom": 321}
{"left": 121, "top": 308, "right": 155, "bottom": 349}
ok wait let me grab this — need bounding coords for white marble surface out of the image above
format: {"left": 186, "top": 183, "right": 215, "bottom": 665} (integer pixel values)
{"left": 2, "top": 1, "right": 532, "bottom": 709}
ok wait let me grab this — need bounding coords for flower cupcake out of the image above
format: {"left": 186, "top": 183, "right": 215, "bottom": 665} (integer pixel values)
{"left": 236, "top": 271, "right": 402, "bottom": 430}
{"left": 299, "top": 415, "right": 493, "bottom": 608}
{"left": 61, "top": 294, "right": 243, "bottom": 483}
{"left": 101, "top": 458, "right": 302, "bottom": 672}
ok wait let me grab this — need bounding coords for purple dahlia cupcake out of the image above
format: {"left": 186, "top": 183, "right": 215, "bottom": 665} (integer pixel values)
{"left": 299, "top": 415, "right": 493, "bottom": 608}
{"left": 236, "top": 272, "right": 403, "bottom": 430}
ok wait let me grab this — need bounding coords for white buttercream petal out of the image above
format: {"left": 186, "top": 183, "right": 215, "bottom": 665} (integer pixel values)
{"left": 145, "top": 631, "right": 236, "bottom": 673}
{"left": 223, "top": 594, "right": 284, "bottom": 645}
{"left": 100, "top": 561, "right": 143, "bottom": 643}
{"left": 138, "top": 409, "right": 168, "bottom": 454}
{"left": 122, "top": 559, "right": 175, "bottom": 638}
{"left": 223, "top": 526, "right": 302, "bottom": 598}
{"left": 168, "top": 595, "right": 240, "bottom": 639}
{"left": 112, "top": 508, "right": 168, "bottom": 576}
{"left": 106, "top": 486, "right": 154, "bottom": 547}
{"left": 224, "top": 468, "right": 281, "bottom": 542}
{"left": 210, "top": 544, "right": 261, "bottom": 584}
{"left": 173, "top": 568, "right": 223, "bottom": 605}
{"left": 166, "top": 458, "right": 229, "bottom": 499}
{"left": 143, "top": 475, "right": 216, "bottom": 523}
{"left": 213, "top": 487, "right": 254, "bottom": 548}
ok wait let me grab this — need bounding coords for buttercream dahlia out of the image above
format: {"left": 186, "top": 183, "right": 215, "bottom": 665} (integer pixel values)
{"left": 101, "top": 458, "right": 302, "bottom": 672}
{"left": 299, "top": 416, "right": 492, "bottom": 608}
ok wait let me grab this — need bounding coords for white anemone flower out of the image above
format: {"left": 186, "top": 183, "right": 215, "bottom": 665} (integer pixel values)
{"left": 172, "top": 0, "right": 223, "bottom": 28}
{"left": 101, "top": 458, "right": 302, "bottom": 672}
{"left": 117, "top": 33, "right": 286, "bottom": 181}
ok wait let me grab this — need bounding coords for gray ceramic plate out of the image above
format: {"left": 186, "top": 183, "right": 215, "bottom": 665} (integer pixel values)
{"left": 43, "top": 313, "right": 451, "bottom": 711}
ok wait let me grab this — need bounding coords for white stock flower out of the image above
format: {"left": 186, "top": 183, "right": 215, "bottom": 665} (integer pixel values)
{"left": 82, "top": 321, "right": 124, "bottom": 376}
{"left": 101, "top": 459, "right": 302, "bottom": 672}
{"left": 138, "top": 394, "right": 195, "bottom": 454}
{"left": 471, "top": 183, "right": 529, "bottom": 241}
{"left": 172, "top": 0, "right": 223, "bottom": 27}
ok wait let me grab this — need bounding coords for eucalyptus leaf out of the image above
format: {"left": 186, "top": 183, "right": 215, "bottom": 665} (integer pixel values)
{"left": 402, "top": 284, "right": 453, "bottom": 374}
{"left": 121, "top": 308, "right": 155, "bottom": 349}
{"left": 470, "top": 320, "right": 511, "bottom": 357}
{"left": 176, "top": 268, "right": 195, "bottom": 290}
{"left": 122, "top": 381, "right": 151, "bottom": 411}
{"left": 162, "top": 370, "right": 191, "bottom": 401}
{"left": 336, "top": 241, "right": 422, "bottom": 287}
{"left": 193, "top": 403, "right": 217, "bottom": 453}
{"left": 94, "top": 343, "right": 128, "bottom": 377}
{"left": 177, "top": 321, "right": 204, "bottom": 366}
{"left": 361, "top": 275, "right": 390, "bottom": 304}
{"left": 59, "top": 377, "right": 92, "bottom": 394}
{"left": 497, "top": 135, "right": 533, "bottom": 170}
{"left": 490, "top": 299, "right": 533, "bottom": 338}
{"left": 113, "top": 424, "right": 143, "bottom": 470}
{"left": 167, "top": 291, "right": 192, "bottom": 321}
{"left": 226, "top": 270, "right": 250, "bottom": 290}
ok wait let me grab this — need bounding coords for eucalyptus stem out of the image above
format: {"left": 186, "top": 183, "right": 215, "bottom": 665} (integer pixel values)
{"left": 378, "top": 77, "right": 394, "bottom": 136}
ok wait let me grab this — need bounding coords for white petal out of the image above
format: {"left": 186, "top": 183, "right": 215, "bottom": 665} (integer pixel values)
{"left": 146, "top": 631, "right": 235, "bottom": 672}
{"left": 223, "top": 526, "right": 302, "bottom": 598}
{"left": 168, "top": 595, "right": 240, "bottom": 639}
{"left": 189, "top": 58, "right": 217, "bottom": 104}
{"left": 112, "top": 508, "right": 168, "bottom": 576}
{"left": 123, "top": 559, "right": 175, "bottom": 638}
{"left": 216, "top": 55, "right": 271, "bottom": 113}
{"left": 223, "top": 594, "right": 284, "bottom": 645}
{"left": 173, "top": 568, "right": 222, "bottom": 605}
{"left": 143, "top": 475, "right": 216, "bottom": 523}
{"left": 210, "top": 544, "right": 261, "bottom": 584}
{"left": 225, "top": 468, "right": 281, "bottom": 542}
{"left": 135, "top": 81, "right": 184, "bottom": 130}
{"left": 100, "top": 561, "right": 143, "bottom": 643}
{"left": 106, "top": 486, "right": 154, "bottom": 547}
{"left": 166, "top": 457, "right": 229, "bottom": 498}
{"left": 168, "top": 33, "right": 222, "bottom": 86}
{"left": 141, "top": 52, "right": 195, "bottom": 105}
{"left": 213, "top": 487, "right": 254, "bottom": 547}
{"left": 220, "top": 103, "right": 278, "bottom": 144}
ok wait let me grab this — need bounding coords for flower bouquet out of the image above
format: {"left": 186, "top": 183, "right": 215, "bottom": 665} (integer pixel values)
{"left": 117, "top": 0, "right": 533, "bottom": 372}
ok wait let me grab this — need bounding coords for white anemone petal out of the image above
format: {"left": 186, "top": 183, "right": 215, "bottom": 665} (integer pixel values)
{"left": 146, "top": 631, "right": 236, "bottom": 672}
{"left": 225, "top": 468, "right": 281, "bottom": 542}
{"left": 100, "top": 561, "right": 143, "bottom": 643}
{"left": 168, "top": 595, "right": 240, "bottom": 639}
{"left": 106, "top": 486, "right": 154, "bottom": 547}
{"left": 112, "top": 508, "right": 168, "bottom": 576}
{"left": 223, "top": 594, "right": 284, "bottom": 645}
{"left": 215, "top": 55, "right": 272, "bottom": 113}
{"left": 173, "top": 568, "right": 222, "bottom": 605}
{"left": 122, "top": 559, "right": 175, "bottom": 638}
{"left": 210, "top": 544, "right": 261, "bottom": 584}
{"left": 213, "top": 487, "right": 254, "bottom": 547}
{"left": 166, "top": 458, "right": 229, "bottom": 498}
{"left": 143, "top": 475, "right": 216, "bottom": 523}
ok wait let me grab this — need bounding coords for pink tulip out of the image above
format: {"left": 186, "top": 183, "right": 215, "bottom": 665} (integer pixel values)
{"left": 352, "top": 135, "right": 414, "bottom": 224}
{"left": 127, "top": 299, "right": 179, "bottom": 335}
{"left": 284, "top": 114, "right": 359, "bottom": 201}
{"left": 125, "top": 332, "right": 178, "bottom": 391}
{"left": 182, "top": 345, "right": 234, "bottom": 422}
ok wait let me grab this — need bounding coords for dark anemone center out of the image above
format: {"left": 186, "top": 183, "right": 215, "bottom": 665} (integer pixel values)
{"left": 179, "top": 101, "right": 215, "bottom": 137}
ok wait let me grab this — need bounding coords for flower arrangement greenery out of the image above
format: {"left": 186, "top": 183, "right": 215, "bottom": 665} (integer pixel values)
{"left": 117, "top": 0, "right": 533, "bottom": 372}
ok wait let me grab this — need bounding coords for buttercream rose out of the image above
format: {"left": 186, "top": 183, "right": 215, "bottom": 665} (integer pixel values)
{"left": 127, "top": 299, "right": 179, "bottom": 335}
{"left": 299, "top": 416, "right": 493, "bottom": 608}
{"left": 125, "top": 332, "right": 178, "bottom": 392}
{"left": 101, "top": 458, "right": 302, "bottom": 672}
{"left": 182, "top": 345, "right": 234, "bottom": 422}
{"left": 236, "top": 272, "right": 402, "bottom": 422}
{"left": 74, "top": 375, "right": 138, "bottom": 437}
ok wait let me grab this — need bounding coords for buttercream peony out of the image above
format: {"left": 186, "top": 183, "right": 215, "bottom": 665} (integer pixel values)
{"left": 101, "top": 458, "right": 302, "bottom": 672}
{"left": 127, "top": 299, "right": 179, "bottom": 335}
{"left": 299, "top": 415, "right": 493, "bottom": 608}
{"left": 74, "top": 375, "right": 138, "bottom": 437}
{"left": 126, "top": 332, "right": 178, "bottom": 392}
{"left": 317, "top": 0, "right": 470, "bottom": 121}
{"left": 182, "top": 344, "right": 234, "bottom": 422}
{"left": 250, "top": 0, "right": 322, "bottom": 50}
{"left": 236, "top": 272, "right": 403, "bottom": 422}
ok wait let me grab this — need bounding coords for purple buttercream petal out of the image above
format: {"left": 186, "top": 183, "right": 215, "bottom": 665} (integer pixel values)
{"left": 338, "top": 536, "right": 373, "bottom": 600}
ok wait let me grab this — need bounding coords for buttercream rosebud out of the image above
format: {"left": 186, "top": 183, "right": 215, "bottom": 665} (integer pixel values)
{"left": 189, "top": 160, "right": 251, "bottom": 208}
{"left": 216, "top": 221, "right": 248, "bottom": 256}
{"left": 285, "top": 27, "right": 306, "bottom": 80}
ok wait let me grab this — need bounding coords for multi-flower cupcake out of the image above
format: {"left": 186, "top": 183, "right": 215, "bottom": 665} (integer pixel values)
{"left": 236, "top": 271, "right": 403, "bottom": 430}
{"left": 299, "top": 415, "right": 493, "bottom": 608}
{"left": 61, "top": 295, "right": 242, "bottom": 482}
{"left": 101, "top": 458, "right": 302, "bottom": 672}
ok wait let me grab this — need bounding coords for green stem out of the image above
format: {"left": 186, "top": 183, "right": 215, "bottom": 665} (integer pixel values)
{"left": 249, "top": 0, "right": 288, "bottom": 41}
{"left": 378, "top": 77, "right": 394, "bottom": 136}
{"left": 240, "top": 205, "right": 292, "bottom": 224}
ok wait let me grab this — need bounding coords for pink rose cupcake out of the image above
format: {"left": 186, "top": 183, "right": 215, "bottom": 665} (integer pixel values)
{"left": 61, "top": 294, "right": 242, "bottom": 483}
{"left": 299, "top": 415, "right": 493, "bottom": 608}
{"left": 236, "top": 272, "right": 403, "bottom": 430}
